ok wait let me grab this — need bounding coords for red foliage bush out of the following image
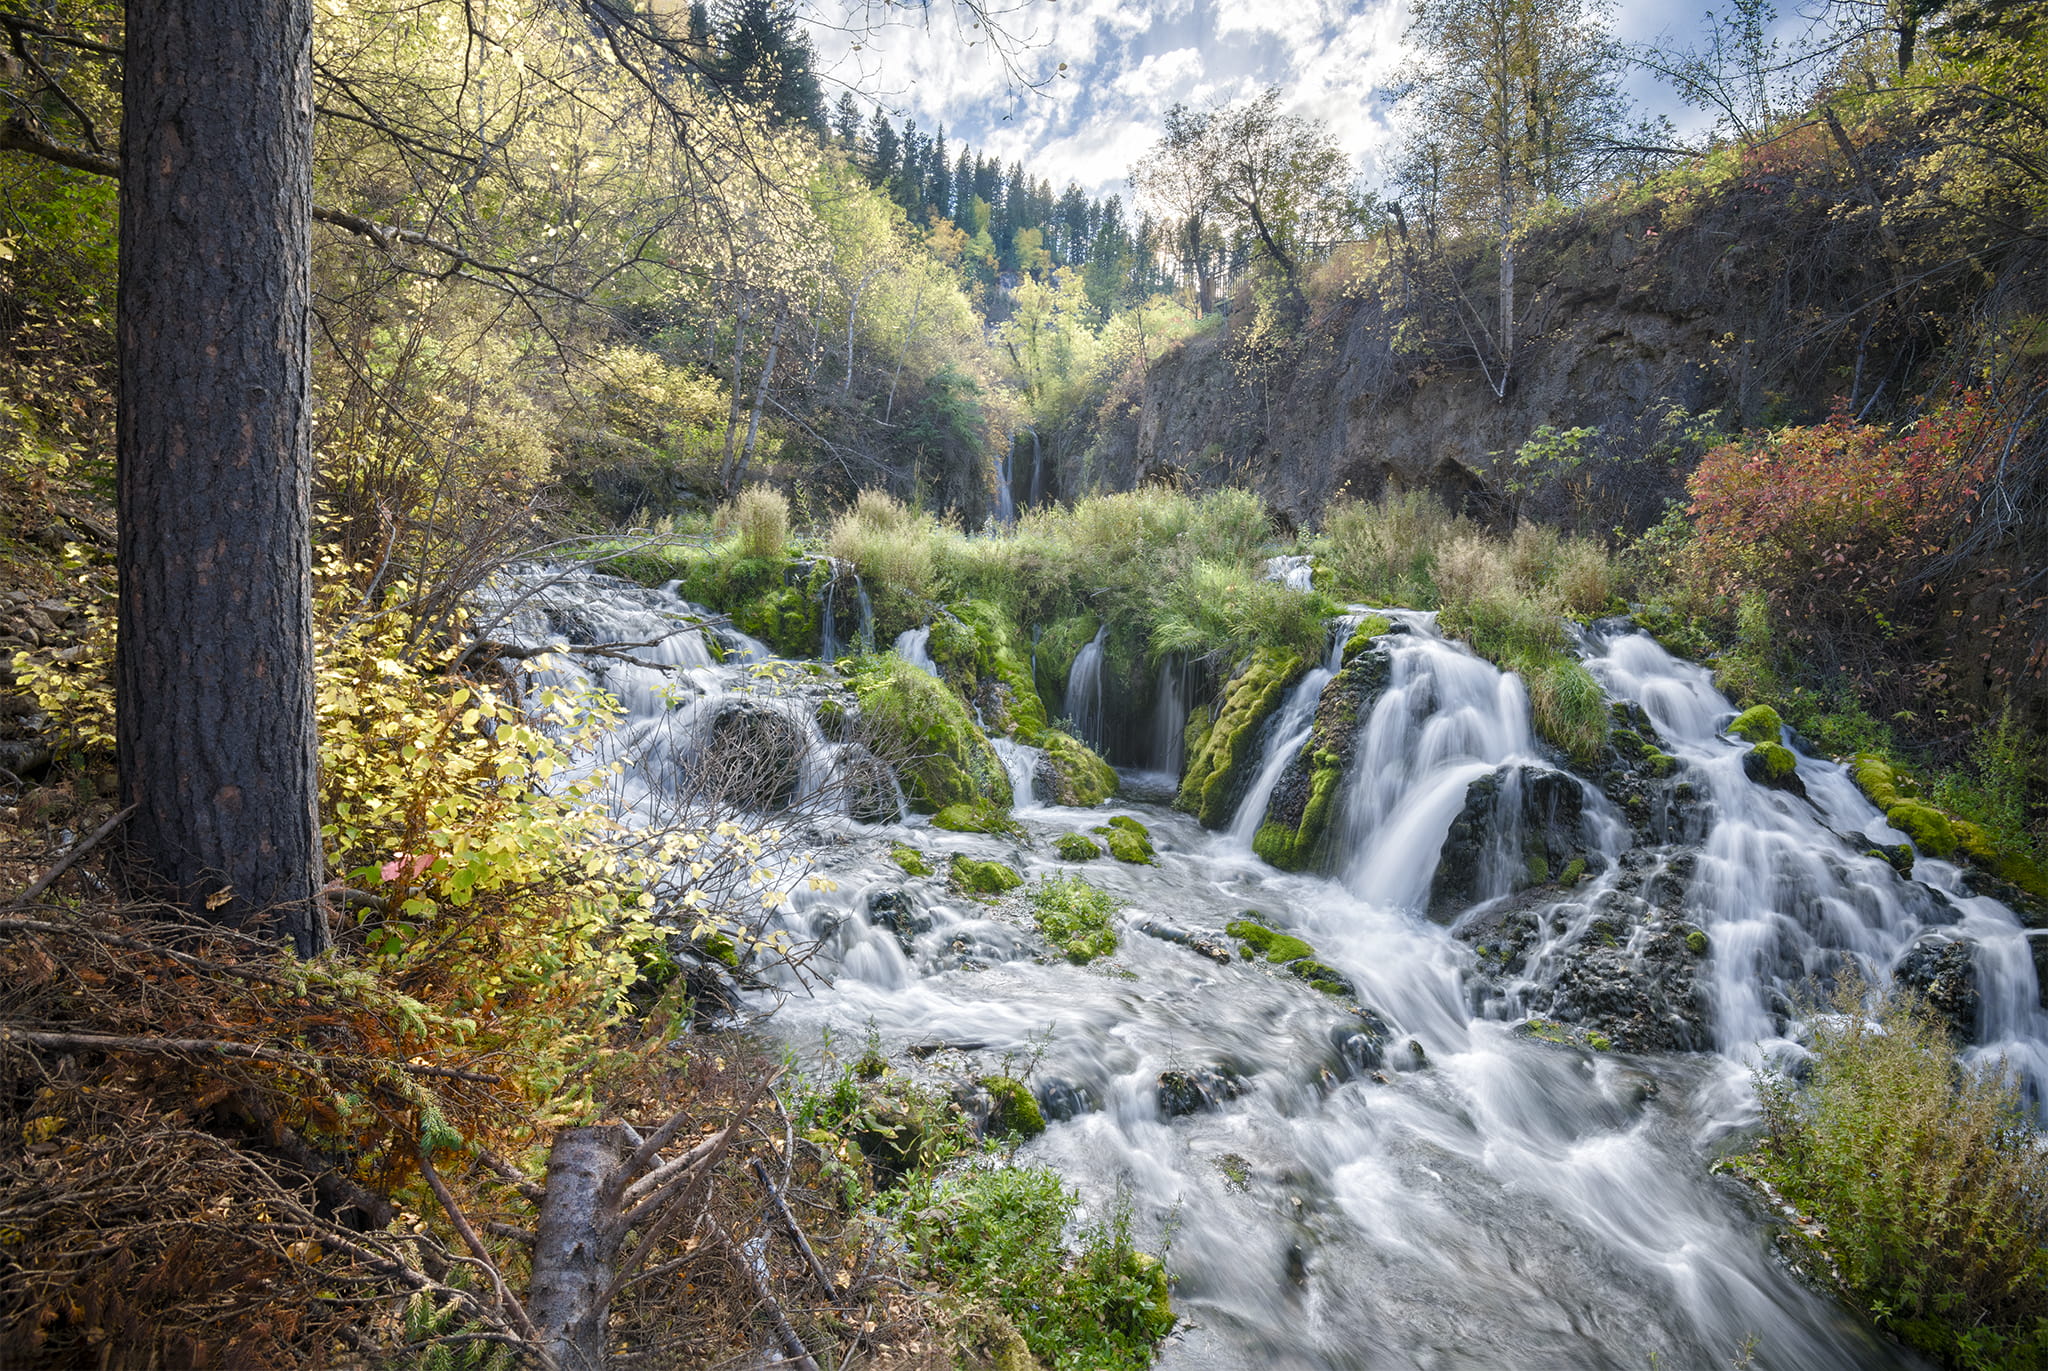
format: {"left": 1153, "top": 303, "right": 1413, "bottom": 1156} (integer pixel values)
{"left": 1685, "top": 393, "right": 1999, "bottom": 619}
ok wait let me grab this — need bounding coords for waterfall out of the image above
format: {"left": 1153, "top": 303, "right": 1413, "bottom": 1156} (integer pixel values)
{"left": 505, "top": 561, "right": 2045, "bottom": 1371}
{"left": 1264, "top": 553, "right": 1315, "bottom": 592}
{"left": 1027, "top": 426, "right": 1044, "bottom": 508}
{"left": 1064, "top": 626, "right": 1109, "bottom": 749}
{"left": 989, "top": 736, "right": 1043, "bottom": 808}
{"left": 893, "top": 626, "right": 939, "bottom": 676}
{"left": 820, "top": 561, "right": 875, "bottom": 661}
{"left": 1223, "top": 618, "right": 1358, "bottom": 848}
{"left": 1328, "top": 616, "right": 1553, "bottom": 912}
{"left": 1147, "top": 655, "right": 1190, "bottom": 778}
{"left": 995, "top": 444, "right": 1017, "bottom": 525}
{"left": 1588, "top": 630, "right": 2048, "bottom": 1089}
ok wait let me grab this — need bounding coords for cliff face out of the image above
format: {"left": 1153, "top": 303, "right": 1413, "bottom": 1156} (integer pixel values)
{"left": 1078, "top": 144, "right": 1968, "bottom": 531}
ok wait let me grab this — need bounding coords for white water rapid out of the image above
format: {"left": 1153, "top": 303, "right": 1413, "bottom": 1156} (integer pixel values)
{"left": 500, "top": 568, "right": 2044, "bottom": 1371}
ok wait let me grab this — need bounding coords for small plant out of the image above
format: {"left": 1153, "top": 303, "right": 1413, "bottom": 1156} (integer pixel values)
{"left": 1031, "top": 875, "right": 1122, "bottom": 962}
{"left": 1738, "top": 976, "right": 2048, "bottom": 1369}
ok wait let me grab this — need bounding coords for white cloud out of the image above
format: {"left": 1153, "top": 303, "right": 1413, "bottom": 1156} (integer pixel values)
{"left": 1112, "top": 46, "right": 1203, "bottom": 102}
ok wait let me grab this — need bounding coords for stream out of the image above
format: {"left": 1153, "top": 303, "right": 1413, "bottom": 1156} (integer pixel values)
{"left": 487, "top": 565, "right": 2048, "bottom": 1371}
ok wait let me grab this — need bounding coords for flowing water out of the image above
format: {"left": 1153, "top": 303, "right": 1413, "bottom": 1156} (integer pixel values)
{"left": 893, "top": 625, "right": 939, "bottom": 677}
{"left": 493, "top": 568, "right": 2048, "bottom": 1371}
{"left": 1066, "top": 625, "right": 1110, "bottom": 751}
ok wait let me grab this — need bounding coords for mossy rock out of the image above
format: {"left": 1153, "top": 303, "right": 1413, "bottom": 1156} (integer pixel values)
{"left": 1726, "top": 705, "right": 1783, "bottom": 745}
{"left": 1641, "top": 749, "right": 1680, "bottom": 779}
{"left": 1252, "top": 758, "right": 1343, "bottom": 871}
{"left": 932, "top": 801, "right": 1024, "bottom": 837}
{"left": 1685, "top": 928, "right": 1710, "bottom": 957}
{"left": 1118, "top": 1250, "right": 1176, "bottom": 1341}
{"left": 1850, "top": 753, "right": 1902, "bottom": 810}
{"left": 953, "top": 1306, "right": 1042, "bottom": 1371}
{"left": 1953, "top": 820, "right": 2048, "bottom": 904}
{"left": 951, "top": 855, "right": 1023, "bottom": 896}
{"left": 1742, "top": 741, "right": 1800, "bottom": 789}
{"left": 1176, "top": 647, "right": 1309, "bottom": 828}
{"left": 933, "top": 599, "right": 1050, "bottom": 743}
{"left": 1054, "top": 832, "right": 1102, "bottom": 861}
{"left": 1226, "top": 916, "right": 1312, "bottom": 964}
{"left": 849, "top": 656, "right": 1012, "bottom": 814}
{"left": 1093, "top": 815, "right": 1155, "bottom": 864}
{"left": 1342, "top": 615, "right": 1393, "bottom": 661}
{"left": 890, "top": 843, "right": 934, "bottom": 877}
{"left": 1287, "top": 956, "right": 1356, "bottom": 999}
{"left": 1559, "top": 855, "right": 1588, "bottom": 886}
{"left": 1032, "top": 613, "right": 1100, "bottom": 707}
{"left": 1887, "top": 801, "right": 1957, "bottom": 858}
{"left": 657, "top": 548, "right": 824, "bottom": 658}
{"left": 977, "top": 1074, "right": 1046, "bottom": 1138}
{"left": 1252, "top": 645, "right": 1392, "bottom": 872}
{"left": 1038, "top": 730, "right": 1117, "bottom": 806}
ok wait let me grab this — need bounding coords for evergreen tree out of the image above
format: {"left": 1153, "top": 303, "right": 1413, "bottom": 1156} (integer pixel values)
{"left": 868, "top": 108, "right": 900, "bottom": 184}
{"left": 953, "top": 147, "right": 974, "bottom": 222}
{"left": 928, "top": 125, "right": 952, "bottom": 221}
{"left": 714, "top": 0, "right": 826, "bottom": 130}
{"left": 833, "top": 91, "right": 864, "bottom": 146}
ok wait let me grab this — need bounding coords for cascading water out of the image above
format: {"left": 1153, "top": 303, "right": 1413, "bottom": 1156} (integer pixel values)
{"left": 995, "top": 445, "right": 1017, "bottom": 525}
{"left": 1264, "top": 553, "right": 1315, "bottom": 592}
{"left": 1222, "top": 618, "right": 1357, "bottom": 850}
{"left": 893, "top": 625, "right": 939, "bottom": 677}
{"left": 821, "top": 562, "right": 875, "bottom": 661}
{"left": 500, "top": 566, "right": 2047, "bottom": 1371}
{"left": 1147, "top": 656, "right": 1192, "bottom": 781}
{"left": 1064, "top": 626, "right": 1109, "bottom": 750}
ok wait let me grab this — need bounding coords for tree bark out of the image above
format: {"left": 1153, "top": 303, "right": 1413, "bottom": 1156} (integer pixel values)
{"left": 117, "top": 0, "right": 326, "bottom": 953}
{"left": 529, "top": 1124, "right": 630, "bottom": 1371}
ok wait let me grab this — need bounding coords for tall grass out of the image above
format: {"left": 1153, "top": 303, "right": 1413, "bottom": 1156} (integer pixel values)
{"left": 731, "top": 484, "right": 789, "bottom": 561}
{"left": 1744, "top": 977, "right": 2048, "bottom": 1369}
{"left": 828, "top": 489, "right": 938, "bottom": 603}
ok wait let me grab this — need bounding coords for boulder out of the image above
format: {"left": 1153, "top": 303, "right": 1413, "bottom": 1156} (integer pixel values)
{"left": 1428, "top": 765, "right": 1592, "bottom": 922}
{"left": 1894, "top": 934, "right": 1979, "bottom": 1041}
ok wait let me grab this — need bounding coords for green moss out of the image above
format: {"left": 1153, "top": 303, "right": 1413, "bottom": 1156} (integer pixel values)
{"left": 1032, "top": 614, "right": 1100, "bottom": 706}
{"left": 1342, "top": 615, "right": 1393, "bottom": 661}
{"left": 696, "top": 931, "right": 740, "bottom": 969}
{"left": 890, "top": 843, "right": 934, "bottom": 877}
{"left": 934, "top": 600, "right": 1051, "bottom": 743}
{"left": 932, "top": 802, "right": 1024, "bottom": 836}
{"left": 1641, "top": 749, "right": 1679, "bottom": 779}
{"left": 1225, "top": 917, "right": 1312, "bottom": 964}
{"left": 1526, "top": 854, "right": 1551, "bottom": 885}
{"left": 951, "top": 856, "right": 1024, "bottom": 896}
{"left": 1850, "top": 753, "right": 1902, "bottom": 811}
{"left": 1288, "top": 957, "right": 1356, "bottom": 999}
{"left": 1585, "top": 1032, "right": 1614, "bottom": 1052}
{"left": 849, "top": 655, "right": 1012, "bottom": 814}
{"left": 1093, "top": 816, "right": 1155, "bottom": 864}
{"left": 1560, "top": 856, "right": 1588, "bottom": 886}
{"left": 979, "top": 1075, "right": 1046, "bottom": 1138}
{"left": 1040, "top": 730, "right": 1117, "bottom": 807}
{"left": 1887, "top": 801, "right": 1957, "bottom": 859}
{"left": 1686, "top": 929, "right": 1709, "bottom": 957}
{"left": 1054, "top": 832, "right": 1102, "bottom": 861}
{"left": 1954, "top": 821, "right": 2048, "bottom": 903}
{"left": 1745, "top": 741, "right": 1799, "bottom": 787}
{"left": 1727, "top": 705, "right": 1784, "bottom": 744}
{"left": 1031, "top": 875, "right": 1122, "bottom": 962}
{"left": 1176, "top": 647, "right": 1308, "bottom": 828}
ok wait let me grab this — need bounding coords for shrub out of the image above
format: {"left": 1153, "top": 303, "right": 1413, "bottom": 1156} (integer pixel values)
{"left": 1740, "top": 979, "right": 2048, "bottom": 1369}
{"left": 1031, "top": 875, "right": 1122, "bottom": 962}
{"left": 828, "top": 490, "right": 938, "bottom": 604}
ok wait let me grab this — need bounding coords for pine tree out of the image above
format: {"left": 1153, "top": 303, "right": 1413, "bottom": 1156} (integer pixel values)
{"left": 833, "top": 91, "right": 863, "bottom": 146}
{"left": 868, "top": 109, "right": 900, "bottom": 184}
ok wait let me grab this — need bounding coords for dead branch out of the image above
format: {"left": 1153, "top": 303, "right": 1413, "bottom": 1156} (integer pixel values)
{"left": 4, "top": 1028, "right": 500, "bottom": 1083}
{"left": 752, "top": 1156, "right": 840, "bottom": 1304}
{"left": 10, "top": 802, "right": 136, "bottom": 905}
{"left": 419, "top": 1145, "right": 543, "bottom": 1344}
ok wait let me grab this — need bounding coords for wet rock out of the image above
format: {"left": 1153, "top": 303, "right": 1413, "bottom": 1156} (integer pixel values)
{"left": 1136, "top": 919, "right": 1232, "bottom": 964}
{"left": 1255, "top": 643, "right": 1393, "bottom": 871}
{"left": 1036, "top": 1079, "right": 1098, "bottom": 1122}
{"left": 866, "top": 888, "right": 931, "bottom": 953}
{"left": 1894, "top": 934, "right": 1980, "bottom": 1041}
{"left": 1429, "top": 765, "right": 1591, "bottom": 922}
{"left": 1326, "top": 1010, "right": 1395, "bottom": 1078}
{"left": 1156, "top": 1067, "right": 1240, "bottom": 1118}
{"left": 1742, "top": 742, "right": 1806, "bottom": 797}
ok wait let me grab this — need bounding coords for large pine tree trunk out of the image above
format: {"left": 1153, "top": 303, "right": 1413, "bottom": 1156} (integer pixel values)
{"left": 117, "top": 0, "right": 326, "bottom": 954}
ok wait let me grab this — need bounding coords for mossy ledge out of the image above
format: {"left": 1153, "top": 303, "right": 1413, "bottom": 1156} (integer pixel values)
{"left": 1226, "top": 915, "right": 1359, "bottom": 1000}
{"left": 1253, "top": 643, "right": 1392, "bottom": 872}
{"left": 1040, "top": 729, "right": 1118, "bottom": 806}
{"left": 1177, "top": 647, "right": 1309, "bottom": 829}
{"left": 1093, "top": 815, "right": 1155, "bottom": 864}
{"left": 848, "top": 655, "right": 1012, "bottom": 814}
{"left": 929, "top": 599, "right": 1051, "bottom": 743}
{"left": 951, "top": 855, "right": 1023, "bottom": 896}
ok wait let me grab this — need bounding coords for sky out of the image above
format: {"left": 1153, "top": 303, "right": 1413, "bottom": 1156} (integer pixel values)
{"left": 811, "top": 1, "right": 1735, "bottom": 204}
